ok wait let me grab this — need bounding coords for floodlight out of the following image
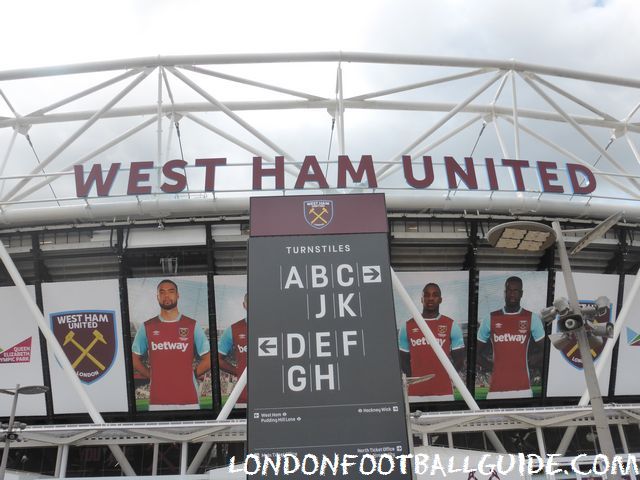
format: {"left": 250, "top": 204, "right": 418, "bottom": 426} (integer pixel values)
{"left": 486, "top": 221, "right": 556, "bottom": 252}
{"left": 496, "top": 238, "right": 520, "bottom": 249}
{"left": 503, "top": 228, "right": 526, "bottom": 239}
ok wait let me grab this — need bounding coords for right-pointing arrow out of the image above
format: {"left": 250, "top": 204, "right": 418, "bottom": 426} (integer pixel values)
{"left": 362, "top": 265, "right": 382, "bottom": 283}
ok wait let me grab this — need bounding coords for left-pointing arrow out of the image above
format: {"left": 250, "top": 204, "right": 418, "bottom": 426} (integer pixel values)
{"left": 257, "top": 337, "right": 277, "bottom": 356}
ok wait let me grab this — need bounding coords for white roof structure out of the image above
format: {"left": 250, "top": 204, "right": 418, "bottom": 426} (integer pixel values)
{"left": 1, "top": 52, "right": 640, "bottom": 227}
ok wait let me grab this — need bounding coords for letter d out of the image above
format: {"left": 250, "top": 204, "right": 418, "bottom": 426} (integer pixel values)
{"left": 283, "top": 453, "right": 300, "bottom": 474}
{"left": 527, "top": 454, "right": 545, "bottom": 474}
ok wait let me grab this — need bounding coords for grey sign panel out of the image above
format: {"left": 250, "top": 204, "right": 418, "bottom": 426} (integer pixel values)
{"left": 248, "top": 232, "right": 410, "bottom": 479}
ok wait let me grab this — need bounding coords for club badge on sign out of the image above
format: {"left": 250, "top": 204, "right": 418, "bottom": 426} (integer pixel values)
{"left": 50, "top": 310, "right": 117, "bottom": 384}
{"left": 303, "top": 199, "right": 334, "bottom": 229}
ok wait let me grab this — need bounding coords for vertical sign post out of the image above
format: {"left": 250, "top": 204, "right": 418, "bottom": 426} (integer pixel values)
{"left": 248, "top": 194, "right": 411, "bottom": 479}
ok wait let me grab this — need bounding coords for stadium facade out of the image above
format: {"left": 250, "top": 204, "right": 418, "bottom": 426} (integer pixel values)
{"left": 0, "top": 53, "right": 640, "bottom": 478}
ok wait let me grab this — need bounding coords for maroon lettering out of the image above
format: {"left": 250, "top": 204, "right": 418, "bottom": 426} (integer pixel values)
{"left": 444, "top": 156, "right": 478, "bottom": 189}
{"left": 502, "top": 159, "right": 530, "bottom": 191}
{"left": 253, "top": 156, "right": 284, "bottom": 190}
{"left": 567, "top": 163, "right": 597, "bottom": 194}
{"left": 195, "top": 157, "right": 226, "bottom": 191}
{"left": 537, "top": 161, "right": 564, "bottom": 193}
{"left": 161, "top": 159, "right": 187, "bottom": 193}
{"left": 337, "top": 155, "right": 377, "bottom": 188}
{"left": 294, "top": 155, "right": 329, "bottom": 189}
{"left": 485, "top": 158, "right": 499, "bottom": 190}
{"left": 127, "top": 161, "right": 154, "bottom": 195}
{"left": 403, "top": 155, "right": 434, "bottom": 188}
{"left": 74, "top": 163, "right": 121, "bottom": 197}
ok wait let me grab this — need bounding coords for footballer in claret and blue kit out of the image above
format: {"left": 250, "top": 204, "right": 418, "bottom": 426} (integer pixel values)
{"left": 128, "top": 276, "right": 212, "bottom": 411}
{"left": 475, "top": 272, "right": 547, "bottom": 400}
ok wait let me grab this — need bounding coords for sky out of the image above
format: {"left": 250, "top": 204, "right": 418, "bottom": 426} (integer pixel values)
{"left": 2, "top": 0, "right": 638, "bottom": 75}
{"left": 1, "top": 0, "right": 640, "bottom": 217}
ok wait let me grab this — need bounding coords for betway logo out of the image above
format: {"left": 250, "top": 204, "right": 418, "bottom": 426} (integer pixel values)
{"left": 410, "top": 337, "right": 446, "bottom": 347}
{"left": 151, "top": 341, "right": 188, "bottom": 352}
{"left": 237, "top": 345, "right": 247, "bottom": 353}
{"left": 493, "top": 333, "right": 527, "bottom": 344}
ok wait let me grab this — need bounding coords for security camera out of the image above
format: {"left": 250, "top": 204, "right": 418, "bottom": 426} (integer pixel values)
{"left": 587, "top": 321, "right": 614, "bottom": 338}
{"left": 594, "top": 296, "right": 610, "bottom": 316}
{"left": 558, "top": 313, "right": 584, "bottom": 332}
{"left": 540, "top": 306, "right": 557, "bottom": 323}
{"left": 553, "top": 297, "right": 572, "bottom": 317}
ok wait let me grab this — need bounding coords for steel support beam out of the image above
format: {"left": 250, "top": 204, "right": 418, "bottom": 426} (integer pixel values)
{"left": 0, "top": 241, "right": 136, "bottom": 476}
{"left": 390, "top": 267, "right": 506, "bottom": 453}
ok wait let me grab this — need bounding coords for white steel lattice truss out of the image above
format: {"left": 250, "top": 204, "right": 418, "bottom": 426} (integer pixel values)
{"left": 9, "top": 404, "right": 640, "bottom": 447}
{"left": 0, "top": 53, "right": 640, "bottom": 226}
{"left": 2, "top": 54, "right": 640, "bottom": 477}
{"left": 6, "top": 405, "right": 640, "bottom": 473}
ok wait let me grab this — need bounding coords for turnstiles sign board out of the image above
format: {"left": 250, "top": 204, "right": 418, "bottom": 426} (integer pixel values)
{"left": 247, "top": 194, "right": 410, "bottom": 479}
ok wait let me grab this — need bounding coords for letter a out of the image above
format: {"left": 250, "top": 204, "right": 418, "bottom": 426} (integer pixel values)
{"left": 284, "top": 266, "right": 304, "bottom": 289}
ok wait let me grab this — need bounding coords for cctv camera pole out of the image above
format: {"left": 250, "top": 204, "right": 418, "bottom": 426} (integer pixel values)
{"left": 0, "top": 385, "right": 20, "bottom": 480}
{"left": 552, "top": 222, "right": 618, "bottom": 472}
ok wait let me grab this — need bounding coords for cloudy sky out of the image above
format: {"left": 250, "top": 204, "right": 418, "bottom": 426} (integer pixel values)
{"left": 1, "top": 0, "right": 639, "bottom": 219}
{"left": 3, "top": 0, "right": 638, "bottom": 74}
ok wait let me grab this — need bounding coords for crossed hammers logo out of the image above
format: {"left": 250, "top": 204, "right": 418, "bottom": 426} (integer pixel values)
{"left": 308, "top": 206, "right": 329, "bottom": 225}
{"left": 63, "top": 330, "right": 107, "bottom": 371}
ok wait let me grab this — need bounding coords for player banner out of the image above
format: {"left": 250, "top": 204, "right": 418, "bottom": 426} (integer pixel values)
{"left": 0, "top": 285, "right": 47, "bottom": 417}
{"left": 213, "top": 274, "right": 248, "bottom": 408}
{"left": 547, "top": 272, "right": 619, "bottom": 397}
{"left": 475, "top": 271, "right": 548, "bottom": 400}
{"left": 614, "top": 274, "right": 640, "bottom": 396}
{"left": 43, "top": 280, "right": 128, "bottom": 414}
{"left": 127, "top": 275, "right": 212, "bottom": 412}
{"left": 248, "top": 194, "right": 411, "bottom": 479}
{"left": 394, "top": 271, "right": 469, "bottom": 403}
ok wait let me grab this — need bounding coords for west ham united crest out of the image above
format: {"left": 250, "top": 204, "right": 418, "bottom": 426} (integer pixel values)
{"left": 179, "top": 327, "right": 189, "bottom": 340}
{"left": 518, "top": 320, "right": 528, "bottom": 333}
{"left": 303, "top": 199, "right": 334, "bottom": 229}
{"left": 51, "top": 310, "right": 117, "bottom": 384}
{"left": 558, "top": 301, "right": 612, "bottom": 370}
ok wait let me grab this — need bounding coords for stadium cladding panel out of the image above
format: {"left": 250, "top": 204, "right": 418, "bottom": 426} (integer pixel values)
{"left": 1, "top": 53, "right": 640, "bottom": 478}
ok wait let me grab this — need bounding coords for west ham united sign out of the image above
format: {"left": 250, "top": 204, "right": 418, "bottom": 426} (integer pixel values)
{"left": 50, "top": 310, "right": 117, "bottom": 384}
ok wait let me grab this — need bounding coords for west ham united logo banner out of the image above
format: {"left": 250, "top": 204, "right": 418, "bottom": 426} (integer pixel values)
{"left": 303, "top": 199, "right": 334, "bottom": 229}
{"left": 50, "top": 310, "right": 117, "bottom": 384}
